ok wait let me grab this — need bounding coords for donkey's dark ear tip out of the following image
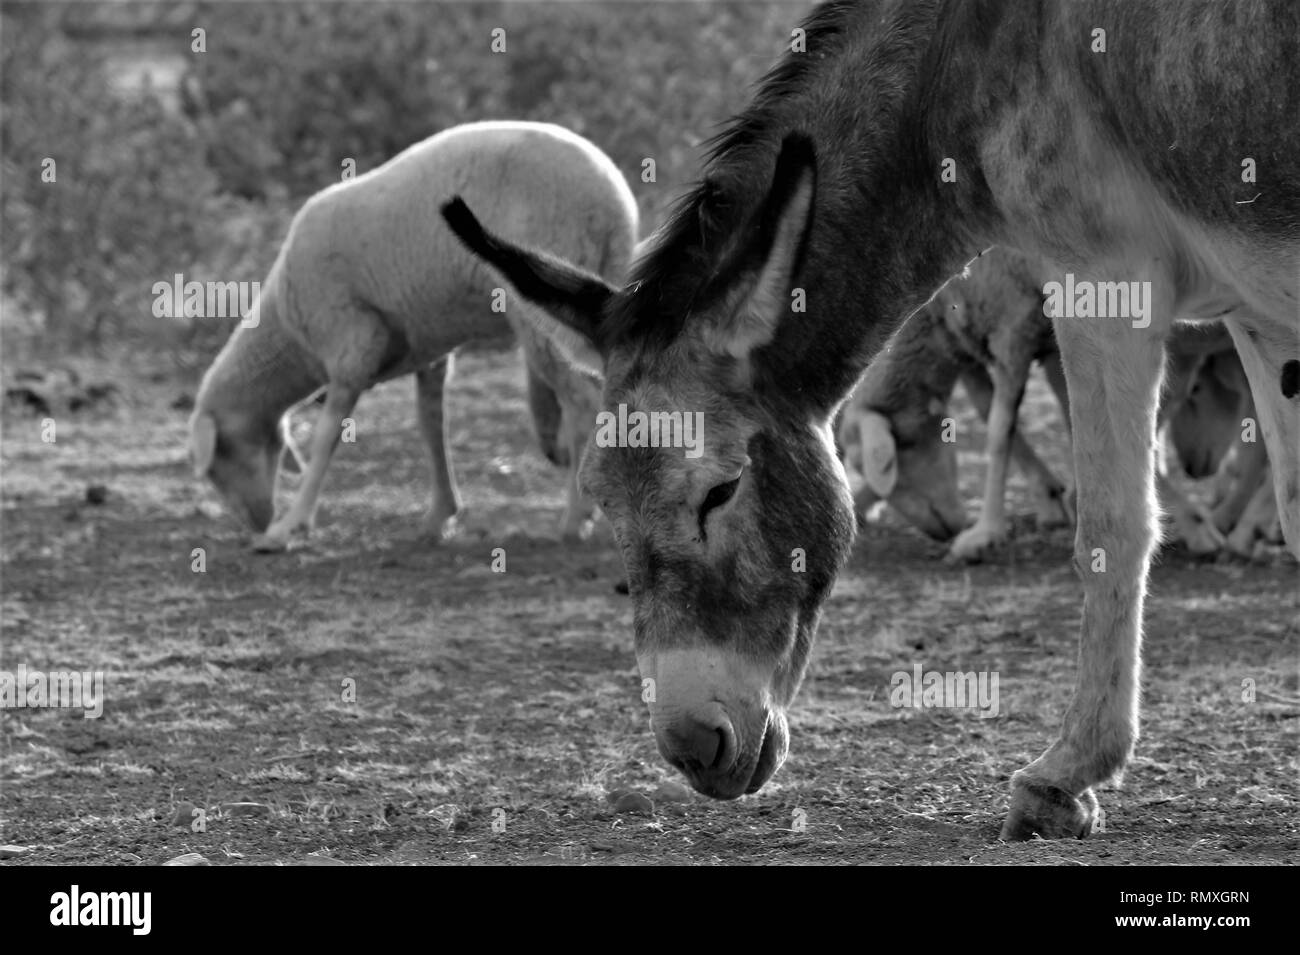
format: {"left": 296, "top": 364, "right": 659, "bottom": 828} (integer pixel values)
{"left": 442, "top": 196, "right": 489, "bottom": 248}
{"left": 441, "top": 196, "right": 475, "bottom": 229}
{"left": 440, "top": 195, "right": 463, "bottom": 214}
{"left": 777, "top": 131, "right": 817, "bottom": 168}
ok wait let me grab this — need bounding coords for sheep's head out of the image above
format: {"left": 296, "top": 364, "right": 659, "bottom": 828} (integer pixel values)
{"left": 839, "top": 404, "right": 966, "bottom": 541}
{"left": 188, "top": 409, "right": 289, "bottom": 532}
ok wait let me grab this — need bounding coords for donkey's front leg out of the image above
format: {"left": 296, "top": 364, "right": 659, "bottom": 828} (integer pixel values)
{"left": 1002, "top": 307, "right": 1166, "bottom": 840}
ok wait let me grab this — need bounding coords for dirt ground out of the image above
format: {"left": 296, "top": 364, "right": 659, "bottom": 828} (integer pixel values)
{"left": 2, "top": 348, "right": 1296, "bottom": 866}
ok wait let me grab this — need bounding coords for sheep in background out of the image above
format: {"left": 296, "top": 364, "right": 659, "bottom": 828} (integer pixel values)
{"left": 188, "top": 121, "right": 636, "bottom": 551}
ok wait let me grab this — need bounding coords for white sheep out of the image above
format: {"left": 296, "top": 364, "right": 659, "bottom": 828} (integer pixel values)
{"left": 188, "top": 120, "right": 637, "bottom": 551}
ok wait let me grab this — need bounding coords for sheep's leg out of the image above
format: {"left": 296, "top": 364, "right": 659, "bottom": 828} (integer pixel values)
{"left": 269, "top": 418, "right": 307, "bottom": 523}
{"left": 1153, "top": 350, "right": 1226, "bottom": 553}
{"left": 1225, "top": 463, "right": 1278, "bottom": 556}
{"left": 961, "top": 365, "right": 1071, "bottom": 529}
{"left": 416, "top": 355, "right": 461, "bottom": 540}
{"left": 1223, "top": 318, "right": 1300, "bottom": 559}
{"left": 1151, "top": 371, "right": 1225, "bottom": 553}
{"left": 948, "top": 363, "right": 1027, "bottom": 561}
{"left": 1041, "top": 351, "right": 1079, "bottom": 522}
{"left": 1207, "top": 446, "right": 1237, "bottom": 509}
{"left": 1042, "top": 350, "right": 1072, "bottom": 435}
{"left": 527, "top": 362, "right": 567, "bottom": 467}
{"left": 279, "top": 428, "right": 306, "bottom": 476}
{"left": 278, "top": 387, "right": 326, "bottom": 477}
{"left": 1212, "top": 422, "right": 1269, "bottom": 534}
{"left": 1002, "top": 297, "right": 1166, "bottom": 840}
{"left": 1043, "top": 353, "right": 1079, "bottom": 517}
{"left": 253, "top": 383, "right": 362, "bottom": 552}
{"left": 1155, "top": 471, "right": 1226, "bottom": 554}
{"left": 556, "top": 396, "right": 596, "bottom": 542}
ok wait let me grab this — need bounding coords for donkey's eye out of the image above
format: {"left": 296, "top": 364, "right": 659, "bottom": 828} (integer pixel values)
{"left": 698, "top": 476, "right": 741, "bottom": 536}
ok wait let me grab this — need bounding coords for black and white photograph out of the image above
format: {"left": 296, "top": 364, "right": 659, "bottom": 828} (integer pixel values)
{"left": 0, "top": 0, "right": 1296, "bottom": 900}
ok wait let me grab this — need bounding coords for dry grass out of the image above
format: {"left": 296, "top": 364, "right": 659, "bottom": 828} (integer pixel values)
{"left": 1, "top": 349, "right": 1296, "bottom": 864}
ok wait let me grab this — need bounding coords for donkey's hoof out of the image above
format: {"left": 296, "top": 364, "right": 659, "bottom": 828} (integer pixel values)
{"left": 1001, "top": 780, "right": 1096, "bottom": 841}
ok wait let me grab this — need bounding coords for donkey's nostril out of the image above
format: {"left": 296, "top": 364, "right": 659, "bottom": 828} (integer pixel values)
{"left": 710, "top": 728, "right": 730, "bottom": 770}
{"left": 665, "top": 714, "right": 735, "bottom": 772}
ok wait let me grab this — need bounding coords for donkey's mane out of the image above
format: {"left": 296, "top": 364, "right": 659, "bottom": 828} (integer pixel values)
{"left": 600, "top": 0, "right": 869, "bottom": 350}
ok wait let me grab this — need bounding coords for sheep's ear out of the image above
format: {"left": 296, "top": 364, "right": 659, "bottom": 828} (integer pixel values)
{"left": 857, "top": 410, "right": 898, "bottom": 498}
{"left": 190, "top": 413, "right": 217, "bottom": 477}
{"left": 442, "top": 197, "right": 611, "bottom": 378}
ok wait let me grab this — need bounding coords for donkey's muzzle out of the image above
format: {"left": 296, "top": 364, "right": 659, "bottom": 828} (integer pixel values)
{"left": 656, "top": 706, "right": 788, "bottom": 800}
{"left": 660, "top": 707, "right": 736, "bottom": 775}
{"left": 639, "top": 646, "right": 791, "bottom": 799}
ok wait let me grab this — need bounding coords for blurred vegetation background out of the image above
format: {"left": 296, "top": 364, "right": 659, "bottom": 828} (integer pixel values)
{"left": 0, "top": 0, "right": 808, "bottom": 368}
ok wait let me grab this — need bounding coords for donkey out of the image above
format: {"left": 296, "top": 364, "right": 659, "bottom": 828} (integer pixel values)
{"left": 188, "top": 121, "right": 635, "bottom": 551}
{"left": 443, "top": 0, "right": 1299, "bottom": 840}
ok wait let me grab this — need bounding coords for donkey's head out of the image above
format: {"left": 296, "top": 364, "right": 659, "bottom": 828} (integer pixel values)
{"left": 443, "top": 135, "right": 857, "bottom": 798}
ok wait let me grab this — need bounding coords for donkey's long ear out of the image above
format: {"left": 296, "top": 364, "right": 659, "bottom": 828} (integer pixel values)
{"left": 442, "top": 197, "right": 613, "bottom": 377}
{"left": 705, "top": 133, "right": 817, "bottom": 361}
